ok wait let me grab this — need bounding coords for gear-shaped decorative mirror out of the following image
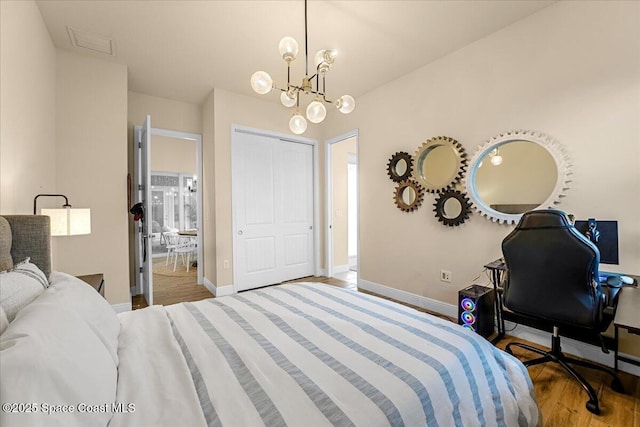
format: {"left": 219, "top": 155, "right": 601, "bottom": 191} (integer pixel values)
{"left": 393, "top": 180, "right": 424, "bottom": 212}
{"left": 433, "top": 189, "right": 472, "bottom": 226}
{"left": 412, "top": 136, "right": 467, "bottom": 193}
{"left": 386, "top": 152, "right": 413, "bottom": 182}
{"left": 464, "top": 130, "right": 572, "bottom": 224}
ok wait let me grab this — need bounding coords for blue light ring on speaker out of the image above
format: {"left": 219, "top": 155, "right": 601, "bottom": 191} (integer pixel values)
{"left": 460, "top": 311, "right": 476, "bottom": 325}
{"left": 460, "top": 297, "right": 476, "bottom": 312}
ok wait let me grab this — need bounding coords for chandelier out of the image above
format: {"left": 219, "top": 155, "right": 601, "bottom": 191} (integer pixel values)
{"left": 250, "top": 0, "right": 355, "bottom": 135}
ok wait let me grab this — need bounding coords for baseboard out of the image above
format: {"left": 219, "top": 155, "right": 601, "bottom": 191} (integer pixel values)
{"left": 203, "top": 277, "right": 235, "bottom": 297}
{"left": 358, "top": 279, "right": 458, "bottom": 319}
{"left": 112, "top": 302, "right": 132, "bottom": 313}
{"left": 358, "top": 278, "right": 640, "bottom": 376}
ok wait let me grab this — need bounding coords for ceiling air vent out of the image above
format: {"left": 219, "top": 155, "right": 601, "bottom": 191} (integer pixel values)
{"left": 66, "top": 26, "right": 116, "bottom": 57}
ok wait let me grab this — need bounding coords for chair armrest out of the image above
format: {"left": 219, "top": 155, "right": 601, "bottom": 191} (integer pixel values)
{"left": 601, "top": 285, "right": 621, "bottom": 309}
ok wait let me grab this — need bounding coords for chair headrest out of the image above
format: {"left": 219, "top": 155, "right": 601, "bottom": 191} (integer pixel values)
{"left": 516, "top": 209, "right": 571, "bottom": 229}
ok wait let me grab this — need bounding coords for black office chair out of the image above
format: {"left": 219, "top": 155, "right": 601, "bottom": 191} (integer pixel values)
{"left": 501, "top": 209, "right": 623, "bottom": 415}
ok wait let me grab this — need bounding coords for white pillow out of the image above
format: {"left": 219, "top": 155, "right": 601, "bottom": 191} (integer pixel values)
{"left": 0, "top": 258, "right": 49, "bottom": 322}
{"left": 43, "top": 271, "right": 121, "bottom": 365}
{"left": 0, "top": 301, "right": 118, "bottom": 427}
{"left": 0, "top": 306, "right": 8, "bottom": 335}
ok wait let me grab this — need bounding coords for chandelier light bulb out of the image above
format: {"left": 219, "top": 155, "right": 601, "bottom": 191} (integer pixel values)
{"left": 250, "top": 71, "right": 273, "bottom": 95}
{"left": 289, "top": 112, "right": 308, "bottom": 135}
{"left": 280, "top": 91, "right": 296, "bottom": 108}
{"left": 279, "top": 37, "right": 299, "bottom": 62}
{"left": 315, "top": 49, "right": 338, "bottom": 73}
{"left": 335, "top": 95, "right": 355, "bottom": 114}
{"left": 325, "top": 49, "right": 338, "bottom": 64}
{"left": 306, "top": 98, "right": 327, "bottom": 123}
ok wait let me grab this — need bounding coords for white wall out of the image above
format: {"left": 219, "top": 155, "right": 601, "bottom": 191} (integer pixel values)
{"left": 126, "top": 91, "right": 203, "bottom": 287}
{"left": 209, "top": 89, "right": 324, "bottom": 287}
{"left": 325, "top": 0, "right": 640, "bottom": 306}
{"left": 150, "top": 135, "right": 197, "bottom": 174}
{"left": 331, "top": 137, "right": 357, "bottom": 268}
{"left": 54, "top": 50, "right": 129, "bottom": 305}
{"left": 0, "top": 0, "right": 56, "bottom": 214}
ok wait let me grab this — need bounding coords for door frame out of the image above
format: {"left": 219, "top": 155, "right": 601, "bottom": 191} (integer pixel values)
{"left": 231, "top": 125, "right": 321, "bottom": 290}
{"left": 325, "top": 129, "right": 359, "bottom": 280}
{"left": 150, "top": 127, "right": 204, "bottom": 287}
{"left": 133, "top": 125, "right": 204, "bottom": 297}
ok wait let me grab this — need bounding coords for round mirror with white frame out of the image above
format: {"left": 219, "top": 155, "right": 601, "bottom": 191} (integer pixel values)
{"left": 464, "top": 130, "right": 572, "bottom": 224}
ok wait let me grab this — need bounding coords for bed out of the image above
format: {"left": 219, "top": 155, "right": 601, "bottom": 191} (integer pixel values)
{"left": 0, "top": 215, "right": 540, "bottom": 426}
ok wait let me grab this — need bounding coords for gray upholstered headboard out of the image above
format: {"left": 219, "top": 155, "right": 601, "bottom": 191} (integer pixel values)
{"left": 0, "top": 215, "right": 52, "bottom": 277}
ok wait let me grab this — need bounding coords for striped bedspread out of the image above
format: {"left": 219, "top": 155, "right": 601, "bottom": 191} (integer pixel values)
{"left": 111, "top": 283, "right": 539, "bottom": 427}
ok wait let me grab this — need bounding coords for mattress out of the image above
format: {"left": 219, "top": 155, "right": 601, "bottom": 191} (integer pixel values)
{"left": 111, "top": 282, "right": 539, "bottom": 426}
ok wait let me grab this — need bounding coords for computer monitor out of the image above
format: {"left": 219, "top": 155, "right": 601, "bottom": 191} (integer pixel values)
{"left": 574, "top": 219, "right": 619, "bottom": 265}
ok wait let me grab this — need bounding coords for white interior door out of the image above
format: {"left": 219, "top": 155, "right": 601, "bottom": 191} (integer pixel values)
{"left": 134, "top": 115, "right": 153, "bottom": 305}
{"left": 233, "top": 131, "right": 314, "bottom": 291}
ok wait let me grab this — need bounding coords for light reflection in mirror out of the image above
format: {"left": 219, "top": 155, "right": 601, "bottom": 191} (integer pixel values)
{"left": 474, "top": 140, "right": 557, "bottom": 215}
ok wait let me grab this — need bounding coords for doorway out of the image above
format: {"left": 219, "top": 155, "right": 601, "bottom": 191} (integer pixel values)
{"left": 326, "top": 130, "right": 359, "bottom": 287}
{"left": 133, "top": 116, "right": 205, "bottom": 306}
{"left": 231, "top": 126, "right": 320, "bottom": 292}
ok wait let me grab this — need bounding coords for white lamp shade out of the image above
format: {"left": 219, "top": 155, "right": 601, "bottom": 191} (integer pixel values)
{"left": 280, "top": 91, "right": 296, "bottom": 107}
{"left": 306, "top": 100, "right": 326, "bottom": 123}
{"left": 250, "top": 71, "right": 273, "bottom": 95}
{"left": 41, "top": 208, "right": 91, "bottom": 236}
{"left": 335, "top": 95, "right": 355, "bottom": 114}
{"left": 289, "top": 113, "right": 307, "bottom": 135}
{"left": 278, "top": 37, "right": 299, "bottom": 61}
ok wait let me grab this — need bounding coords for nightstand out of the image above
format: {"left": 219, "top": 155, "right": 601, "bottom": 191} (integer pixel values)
{"left": 76, "top": 273, "right": 105, "bottom": 297}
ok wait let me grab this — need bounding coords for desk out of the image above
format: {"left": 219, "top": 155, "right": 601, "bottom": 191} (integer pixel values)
{"left": 484, "top": 259, "right": 506, "bottom": 344}
{"left": 76, "top": 273, "right": 105, "bottom": 297}
{"left": 614, "top": 282, "right": 640, "bottom": 371}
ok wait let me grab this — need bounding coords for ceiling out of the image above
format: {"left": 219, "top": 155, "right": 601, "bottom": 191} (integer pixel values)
{"left": 36, "top": 1, "right": 555, "bottom": 106}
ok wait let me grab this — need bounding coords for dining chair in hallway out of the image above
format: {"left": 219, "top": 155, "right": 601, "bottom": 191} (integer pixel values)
{"left": 173, "top": 237, "right": 197, "bottom": 272}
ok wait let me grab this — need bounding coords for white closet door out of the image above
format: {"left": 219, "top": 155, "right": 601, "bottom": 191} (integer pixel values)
{"left": 233, "top": 131, "right": 314, "bottom": 291}
{"left": 278, "top": 141, "right": 314, "bottom": 281}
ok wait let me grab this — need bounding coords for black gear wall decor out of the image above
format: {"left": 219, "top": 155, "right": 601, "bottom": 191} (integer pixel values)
{"left": 393, "top": 180, "right": 425, "bottom": 212}
{"left": 433, "top": 189, "right": 472, "bottom": 226}
{"left": 386, "top": 151, "right": 413, "bottom": 182}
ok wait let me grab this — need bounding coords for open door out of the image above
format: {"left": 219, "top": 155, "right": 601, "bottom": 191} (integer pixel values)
{"left": 133, "top": 115, "right": 153, "bottom": 305}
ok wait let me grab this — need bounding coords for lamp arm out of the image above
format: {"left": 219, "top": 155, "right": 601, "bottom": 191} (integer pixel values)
{"left": 33, "top": 194, "right": 71, "bottom": 214}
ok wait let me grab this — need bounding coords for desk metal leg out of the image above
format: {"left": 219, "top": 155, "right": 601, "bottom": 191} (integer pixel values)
{"left": 490, "top": 268, "right": 505, "bottom": 344}
{"left": 614, "top": 326, "right": 619, "bottom": 373}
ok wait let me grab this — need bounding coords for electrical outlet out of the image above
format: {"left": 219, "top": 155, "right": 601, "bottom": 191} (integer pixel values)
{"left": 440, "top": 270, "right": 452, "bottom": 283}
{"left": 223, "top": 260, "right": 230, "bottom": 269}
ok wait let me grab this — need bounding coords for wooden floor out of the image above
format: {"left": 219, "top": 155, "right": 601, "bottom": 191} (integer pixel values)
{"left": 131, "top": 259, "right": 212, "bottom": 309}
{"left": 130, "top": 275, "right": 639, "bottom": 426}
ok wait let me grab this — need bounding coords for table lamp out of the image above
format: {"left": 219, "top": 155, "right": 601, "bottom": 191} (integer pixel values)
{"left": 33, "top": 194, "right": 91, "bottom": 236}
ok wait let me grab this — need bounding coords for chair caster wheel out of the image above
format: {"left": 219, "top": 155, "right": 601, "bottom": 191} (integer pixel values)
{"left": 611, "top": 378, "right": 625, "bottom": 393}
{"left": 586, "top": 400, "right": 600, "bottom": 415}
